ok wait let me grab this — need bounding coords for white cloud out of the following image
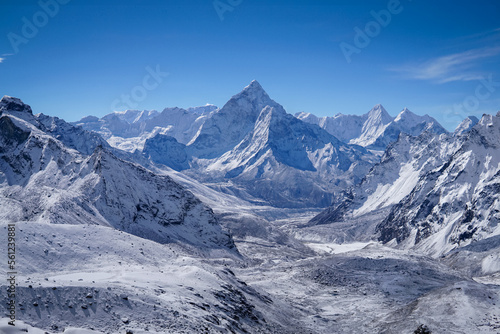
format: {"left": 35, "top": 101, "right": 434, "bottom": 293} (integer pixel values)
{"left": 389, "top": 46, "right": 500, "bottom": 84}
{"left": 0, "top": 54, "right": 14, "bottom": 63}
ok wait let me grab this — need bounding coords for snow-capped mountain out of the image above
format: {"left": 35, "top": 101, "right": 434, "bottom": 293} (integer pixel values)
{"left": 72, "top": 81, "right": 449, "bottom": 208}
{"left": 1, "top": 96, "right": 110, "bottom": 156}
{"left": 297, "top": 104, "right": 447, "bottom": 151}
{"left": 0, "top": 95, "right": 234, "bottom": 250}
{"left": 310, "top": 112, "right": 500, "bottom": 256}
{"left": 187, "top": 80, "right": 282, "bottom": 159}
{"left": 350, "top": 104, "right": 394, "bottom": 148}
{"left": 294, "top": 111, "right": 366, "bottom": 144}
{"left": 73, "top": 105, "right": 217, "bottom": 152}
{"left": 377, "top": 112, "right": 500, "bottom": 255}
{"left": 309, "top": 130, "right": 458, "bottom": 225}
{"left": 143, "top": 134, "right": 190, "bottom": 171}
{"left": 193, "top": 104, "right": 377, "bottom": 208}
{"left": 365, "top": 107, "right": 447, "bottom": 150}
{"left": 454, "top": 115, "right": 479, "bottom": 135}
{"left": 139, "top": 81, "right": 378, "bottom": 208}
{"left": 110, "top": 108, "right": 160, "bottom": 124}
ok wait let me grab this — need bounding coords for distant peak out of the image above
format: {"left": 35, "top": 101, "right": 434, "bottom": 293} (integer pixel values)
{"left": 79, "top": 115, "right": 99, "bottom": 123}
{"left": 242, "top": 80, "right": 266, "bottom": 94}
{"left": 226, "top": 80, "right": 274, "bottom": 107}
{"left": 295, "top": 111, "right": 310, "bottom": 117}
{"left": 247, "top": 79, "right": 262, "bottom": 88}
{"left": 395, "top": 107, "right": 415, "bottom": 118}
{"left": 368, "top": 104, "right": 388, "bottom": 115}
{"left": 454, "top": 115, "right": 480, "bottom": 135}
{"left": 114, "top": 109, "right": 140, "bottom": 114}
{"left": 366, "top": 104, "right": 392, "bottom": 123}
{"left": 186, "top": 104, "right": 218, "bottom": 114}
{"left": 0, "top": 96, "right": 33, "bottom": 114}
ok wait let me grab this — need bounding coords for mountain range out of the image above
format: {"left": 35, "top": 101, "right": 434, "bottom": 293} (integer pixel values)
{"left": 296, "top": 104, "right": 447, "bottom": 150}
{"left": 0, "top": 96, "right": 233, "bottom": 250}
{"left": 2, "top": 82, "right": 500, "bottom": 333}
{"left": 73, "top": 81, "right": 446, "bottom": 208}
{"left": 310, "top": 111, "right": 500, "bottom": 257}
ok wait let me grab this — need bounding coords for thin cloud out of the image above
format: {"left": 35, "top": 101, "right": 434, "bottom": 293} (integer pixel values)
{"left": 452, "top": 27, "right": 500, "bottom": 44}
{"left": 0, "top": 53, "right": 14, "bottom": 64}
{"left": 389, "top": 46, "right": 500, "bottom": 84}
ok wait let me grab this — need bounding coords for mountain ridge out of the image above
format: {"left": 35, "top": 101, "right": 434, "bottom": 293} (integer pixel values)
{"left": 310, "top": 111, "right": 500, "bottom": 256}
{"left": 69, "top": 81, "right": 449, "bottom": 208}
{"left": 296, "top": 104, "right": 447, "bottom": 151}
{"left": 0, "top": 95, "right": 235, "bottom": 251}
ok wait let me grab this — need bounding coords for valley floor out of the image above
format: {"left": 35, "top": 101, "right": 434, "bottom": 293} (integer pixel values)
{"left": 1, "top": 210, "right": 500, "bottom": 334}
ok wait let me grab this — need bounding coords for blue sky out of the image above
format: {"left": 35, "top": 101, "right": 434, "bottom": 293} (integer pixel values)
{"left": 1, "top": 0, "right": 499, "bottom": 130}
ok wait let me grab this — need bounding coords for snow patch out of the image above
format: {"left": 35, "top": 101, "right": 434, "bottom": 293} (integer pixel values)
{"left": 354, "top": 163, "right": 419, "bottom": 217}
{"left": 305, "top": 241, "right": 376, "bottom": 254}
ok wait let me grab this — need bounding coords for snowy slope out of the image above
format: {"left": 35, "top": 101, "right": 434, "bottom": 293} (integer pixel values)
{"left": 377, "top": 113, "right": 500, "bottom": 255}
{"left": 311, "top": 111, "right": 500, "bottom": 257}
{"left": 309, "top": 130, "right": 458, "bottom": 226}
{"left": 454, "top": 115, "right": 480, "bottom": 135}
{"left": 0, "top": 222, "right": 305, "bottom": 334}
{"left": 0, "top": 96, "right": 234, "bottom": 251}
{"left": 349, "top": 104, "right": 394, "bottom": 148}
{"left": 3, "top": 219, "right": 499, "bottom": 334}
{"left": 295, "top": 111, "right": 365, "bottom": 144}
{"left": 234, "top": 234, "right": 500, "bottom": 334}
